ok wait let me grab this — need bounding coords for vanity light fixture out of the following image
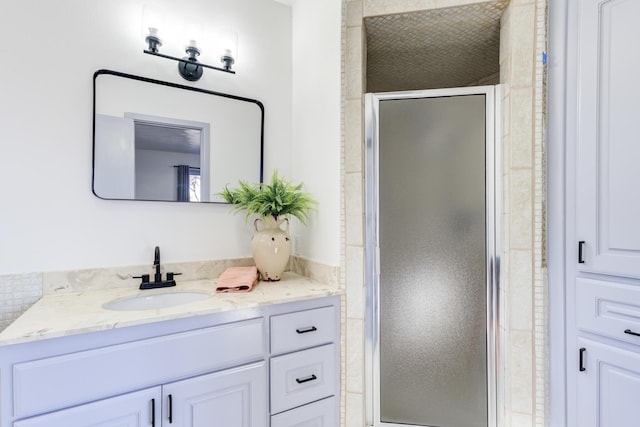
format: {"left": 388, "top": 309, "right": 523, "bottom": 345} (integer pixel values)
{"left": 142, "top": 7, "right": 236, "bottom": 81}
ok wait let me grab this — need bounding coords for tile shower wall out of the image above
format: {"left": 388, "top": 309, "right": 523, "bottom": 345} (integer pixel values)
{"left": 500, "top": 0, "right": 547, "bottom": 425}
{"left": 341, "top": 0, "right": 547, "bottom": 426}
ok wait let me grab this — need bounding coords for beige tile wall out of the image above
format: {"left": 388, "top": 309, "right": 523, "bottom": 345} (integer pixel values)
{"left": 341, "top": 0, "right": 547, "bottom": 425}
{"left": 344, "top": 2, "right": 365, "bottom": 427}
{"left": 500, "top": 0, "right": 547, "bottom": 425}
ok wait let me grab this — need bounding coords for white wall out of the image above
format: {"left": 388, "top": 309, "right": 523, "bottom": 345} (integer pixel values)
{"left": 0, "top": 0, "right": 293, "bottom": 274}
{"left": 135, "top": 150, "right": 199, "bottom": 200}
{"left": 290, "top": 0, "right": 342, "bottom": 266}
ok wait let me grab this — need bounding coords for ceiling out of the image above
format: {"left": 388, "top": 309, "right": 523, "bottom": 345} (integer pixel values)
{"left": 365, "top": 1, "right": 509, "bottom": 93}
{"left": 135, "top": 123, "right": 201, "bottom": 155}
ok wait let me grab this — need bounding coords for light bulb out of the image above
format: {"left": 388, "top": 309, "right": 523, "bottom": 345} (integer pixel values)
{"left": 217, "top": 29, "right": 237, "bottom": 69}
{"left": 142, "top": 5, "right": 165, "bottom": 52}
{"left": 142, "top": 5, "right": 165, "bottom": 39}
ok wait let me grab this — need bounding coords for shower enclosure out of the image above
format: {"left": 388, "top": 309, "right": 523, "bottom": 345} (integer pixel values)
{"left": 364, "top": 86, "right": 499, "bottom": 427}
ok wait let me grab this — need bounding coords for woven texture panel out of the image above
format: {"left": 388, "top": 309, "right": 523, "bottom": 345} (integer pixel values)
{"left": 365, "top": 1, "right": 508, "bottom": 92}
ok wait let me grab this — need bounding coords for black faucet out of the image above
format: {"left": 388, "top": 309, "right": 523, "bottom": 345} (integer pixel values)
{"left": 153, "top": 246, "right": 162, "bottom": 283}
{"left": 133, "top": 246, "right": 181, "bottom": 290}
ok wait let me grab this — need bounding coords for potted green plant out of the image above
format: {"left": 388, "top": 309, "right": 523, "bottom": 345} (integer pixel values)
{"left": 220, "top": 170, "right": 317, "bottom": 281}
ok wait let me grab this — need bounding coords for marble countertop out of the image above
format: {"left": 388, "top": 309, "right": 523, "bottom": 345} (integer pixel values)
{"left": 0, "top": 273, "right": 342, "bottom": 346}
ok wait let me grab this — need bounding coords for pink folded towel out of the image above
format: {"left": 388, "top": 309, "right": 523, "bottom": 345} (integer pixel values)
{"left": 215, "top": 266, "right": 259, "bottom": 293}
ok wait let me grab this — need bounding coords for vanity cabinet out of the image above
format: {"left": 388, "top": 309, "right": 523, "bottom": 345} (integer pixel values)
{"left": 14, "top": 387, "right": 160, "bottom": 427}
{"left": 0, "top": 295, "right": 340, "bottom": 427}
{"left": 564, "top": 0, "right": 640, "bottom": 425}
{"left": 164, "top": 362, "right": 267, "bottom": 427}
{"left": 271, "top": 396, "right": 338, "bottom": 427}
{"left": 269, "top": 305, "right": 340, "bottom": 425}
{"left": 14, "top": 362, "right": 267, "bottom": 427}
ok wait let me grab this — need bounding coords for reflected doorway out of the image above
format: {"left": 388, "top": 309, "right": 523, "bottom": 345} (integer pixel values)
{"left": 131, "top": 116, "right": 210, "bottom": 202}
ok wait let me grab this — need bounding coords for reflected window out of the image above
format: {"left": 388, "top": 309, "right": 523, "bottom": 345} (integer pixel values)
{"left": 189, "top": 168, "right": 201, "bottom": 202}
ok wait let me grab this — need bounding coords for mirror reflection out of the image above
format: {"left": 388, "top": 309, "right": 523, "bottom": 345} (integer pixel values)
{"left": 93, "top": 70, "right": 264, "bottom": 203}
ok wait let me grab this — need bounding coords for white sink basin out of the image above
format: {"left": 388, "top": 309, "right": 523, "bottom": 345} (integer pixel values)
{"left": 103, "top": 291, "right": 211, "bottom": 311}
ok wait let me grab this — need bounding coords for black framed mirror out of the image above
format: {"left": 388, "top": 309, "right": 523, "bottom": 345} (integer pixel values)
{"left": 92, "top": 69, "right": 264, "bottom": 203}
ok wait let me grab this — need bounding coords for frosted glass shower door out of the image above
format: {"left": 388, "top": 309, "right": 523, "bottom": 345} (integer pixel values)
{"left": 365, "top": 88, "right": 497, "bottom": 427}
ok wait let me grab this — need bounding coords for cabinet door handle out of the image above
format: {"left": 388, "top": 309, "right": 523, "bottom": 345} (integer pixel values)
{"left": 624, "top": 329, "right": 640, "bottom": 337}
{"left": 296, "top": 374, "right": 317, "bottom": 384}
{"left": 296, "top": 326, "right": 317, "bottom": 334}
{"left": 578, "top": 241, "right": 586, "bottom": 263}
{"left": 151, "top": 398, "right": 156, "bottom": 427}
{"left": 168, "top": 394, "right": 173, "bottom": 423}
{"left": 579, "top": 348, "right": 586, "bottom": 372}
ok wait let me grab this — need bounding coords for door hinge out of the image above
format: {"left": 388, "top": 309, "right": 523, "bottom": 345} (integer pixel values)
{"left": 578, "top": 241, "right": 586, "bottom": 264}
{"left": 579, "top": 347, "right": 586, "bottom": 372}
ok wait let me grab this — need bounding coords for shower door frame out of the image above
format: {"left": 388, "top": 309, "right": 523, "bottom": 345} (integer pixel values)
{"left": 364, "top": 86, "right": 501, "bottom": 427}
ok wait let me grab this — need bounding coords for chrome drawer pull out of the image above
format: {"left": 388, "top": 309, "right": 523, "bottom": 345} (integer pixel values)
{"left": 624, "top": 329, "right": 640, "bottom": 337}
{"left": 296, "top": 374, "right": 317, "bottom": 384}
{"left": 296, "top": 326, "right": 317, "bottom": 334}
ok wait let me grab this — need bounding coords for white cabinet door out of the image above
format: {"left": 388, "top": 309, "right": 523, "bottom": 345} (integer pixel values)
{"left": 270, "top": 397, "right": 338, "bottom": 427}
{"left": 575, "top": 0, "right": 640, "bottom": 278}
{"left": 163, "top": 362, "right": 267, "bottom": 427}
{"left": 577, "top": 339, "right": 640, "bottom": 427}
{"left": 13, "top": 387, "right": 160, "bottom": 427}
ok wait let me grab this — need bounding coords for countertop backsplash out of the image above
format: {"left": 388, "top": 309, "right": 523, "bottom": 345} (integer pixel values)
{"left": 0, "top": 273, "right": 43, "bottom": 333}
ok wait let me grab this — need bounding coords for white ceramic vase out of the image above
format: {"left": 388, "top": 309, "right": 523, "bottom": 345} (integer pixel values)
{"left": 251, "top": 216, "right": 291, "bottom": 281}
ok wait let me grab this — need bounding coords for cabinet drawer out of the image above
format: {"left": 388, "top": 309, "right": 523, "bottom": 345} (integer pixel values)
{"left": 271, "top": 306, "right": 336, "bottom": 354}
{"left": 271, "top": 396, "right": 338, "bottom": 427}
{"left": 577, "top": 278, "right": 640, "bottom": 344}
{"left": 13, "top": 318, "right": 265, "bottom": 419}
{"left": 270, "top": 344, "right": 336, "bottom": 414}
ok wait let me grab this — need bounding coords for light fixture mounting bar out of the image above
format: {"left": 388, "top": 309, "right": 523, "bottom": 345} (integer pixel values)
{"left": 143, "top": 50, "right": 236, "bottom": 75}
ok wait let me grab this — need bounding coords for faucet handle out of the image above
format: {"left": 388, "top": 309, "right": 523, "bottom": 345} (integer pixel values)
{"left": 166, "top": 272, "right": 182, "bottom": 281}
{"left": 132, "top": 274, "right": 150, "bottom": 283}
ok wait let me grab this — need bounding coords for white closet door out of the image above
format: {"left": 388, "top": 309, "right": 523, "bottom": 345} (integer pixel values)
{"left": 575, "top": 0, "right": 640, "bottom": 278}
{"left": 577, "top": 339, "right": 640, "bottom": 427}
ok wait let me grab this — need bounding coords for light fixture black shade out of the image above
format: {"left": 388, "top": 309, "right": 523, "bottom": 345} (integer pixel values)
{"left": 177, "top": 46, "right": 204, "bottom": 81}
{"left": 145, "top": 34, "right": 162, "bottom": 53}
{"left": 221, "top": 53, "right": 235, "bottom": 71}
